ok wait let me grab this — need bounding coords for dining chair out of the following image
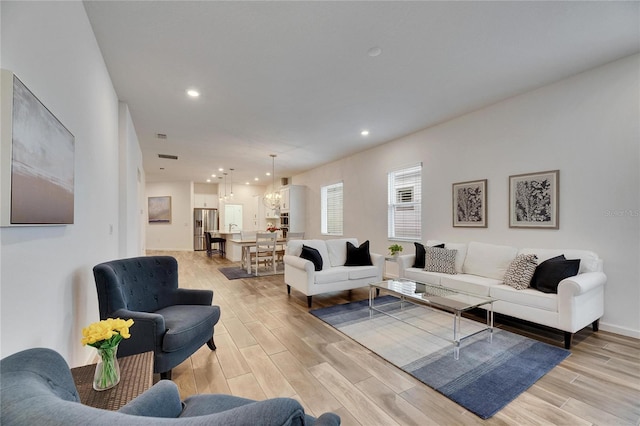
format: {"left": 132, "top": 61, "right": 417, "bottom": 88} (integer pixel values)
{"left": 239, "top": 231, "right": 257, "bottom": 267}
{"left": 253, "top": 232, "right": 277, "bottom": 276}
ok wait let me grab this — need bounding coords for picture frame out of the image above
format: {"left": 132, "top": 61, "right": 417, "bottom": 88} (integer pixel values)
{"left": 452, "top": 179, "right": 487, "bottom": 227}
{"left": 509, "top": 170, "right": 559, "bottom": 229}
{"left": 1, "top": 69, "right": 75, "bottom": 226}
{"left": 148, "top": 196, "right": 172, "bottom": 224}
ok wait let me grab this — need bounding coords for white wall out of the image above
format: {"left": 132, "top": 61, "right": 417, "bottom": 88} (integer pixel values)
{"left": 119, "top": 102, "right": 146, "bottom": 257}
{"left": 295, "top": 55, "right": 640, "bottom": 337}
{"left": 145, "top": 181, "right": 194, "bottom": 250}
{"left": 145, "top": 181, "right": 269, "bottom": 250}
{"left": 0, "top": 2, "right": 144, "bottom": 365}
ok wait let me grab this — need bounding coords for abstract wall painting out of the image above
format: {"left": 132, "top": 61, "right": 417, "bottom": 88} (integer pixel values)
{"left": 148, "top": 196, "right": 171, "bottom": 224}
{"left": 1, "top": 70, "right": 75, "bottom": 226}
{"left": 452, "top": 179, "right": 487, "bottom": 227}
{"left": 509, "top": 170, "right": 559, "bottom": 229}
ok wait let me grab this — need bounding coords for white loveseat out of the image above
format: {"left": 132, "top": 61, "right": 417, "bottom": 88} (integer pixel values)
{"left": 284, "top": 238, "right": 384, "bottom": 307}
{"left": 397, "top": 240, "right": 606, "bottom": 349}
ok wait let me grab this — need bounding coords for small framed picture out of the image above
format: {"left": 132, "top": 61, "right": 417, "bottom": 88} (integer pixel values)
{"left": 148, "top": 196, "right": 172, "bottom": 224}
{"left": 509, "top": 170, "right": 559, "bottom": 229}
{"left": 452, "top": 179, "right": 487, "bottom": 227}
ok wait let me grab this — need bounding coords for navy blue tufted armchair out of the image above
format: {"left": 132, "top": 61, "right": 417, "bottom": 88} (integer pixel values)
{"left": 0, "top": 348, "right": 341, "bottom": 425}
{"left": 93, "top": 256, "right": 220, "bottom": 379}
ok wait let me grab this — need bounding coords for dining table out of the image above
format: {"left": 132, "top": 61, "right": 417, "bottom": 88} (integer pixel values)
{"left": 229, "top": 236, "right": 287, "bottom": 273}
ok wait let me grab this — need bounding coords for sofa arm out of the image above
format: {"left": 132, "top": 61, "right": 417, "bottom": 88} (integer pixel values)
{"left": 397, "top": 254, "right": 416, "bottom": 278}
{"left": 284, "top": 254, "right": 315, "bottom": 273}
{"left": 174, "top": 288, "right": 213, "bottom": 305}
{"left": 111, "top": 309, "right": 165, "bottom": 356}
{"left": 118, "top": 380, "right": 183, "bottom": 418}
{"left": 557, "top": 272, "right": 607, "bottom": 297}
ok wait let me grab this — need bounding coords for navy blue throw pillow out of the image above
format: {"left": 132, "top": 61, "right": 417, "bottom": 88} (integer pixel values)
{"left": 531, "top": 255, "right": 580, "bottom": 294}
{"left": 300, "top": 245, "right": 323, "bottom": 271}
{"left": 413, "top": 242, "right": 445, "bottom": 268}
{"left": 345, "top": 241, "right": 373, "bottom": 266}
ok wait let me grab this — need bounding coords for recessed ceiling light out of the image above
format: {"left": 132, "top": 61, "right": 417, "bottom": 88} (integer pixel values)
{"left": 266, "top": 172, "right": 271, "bottom": 176}
{"left": 211, "top": 174, "right": 216, "bottom": 177}
{"left": 206, "top": 179, "right": 211, "bottom": 183}
{"left": 361, "top": 130, "right": 370, "bottom": 136}
{"left": 254, "top": 177, "right": 259, "bottom": 181}
{"left": 186, "top": 89, "right": 200, "bottom": 98}
{"left": 367, "top": 47, "right": 382, "bottom": 57}
{"left": 218, "top": 168, "right": 224, "bottom": 172}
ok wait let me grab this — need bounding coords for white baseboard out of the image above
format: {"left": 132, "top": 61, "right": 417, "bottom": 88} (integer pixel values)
{"left": 600, "top": 322, "right": 640, "bottom": 339}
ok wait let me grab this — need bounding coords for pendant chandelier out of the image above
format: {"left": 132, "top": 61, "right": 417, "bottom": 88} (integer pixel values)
{"left": 263, "top": 154, "right": 281, "bottom": 211}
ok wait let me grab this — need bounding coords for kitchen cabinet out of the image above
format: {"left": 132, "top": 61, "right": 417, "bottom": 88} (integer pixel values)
{"left": 279, "top": 185, "right": 305, "bottom": 235}
{"left": 265, "top": 208, "right": 279, "bottom": 219}
{"left": 194, "top": 193, "right": 218, "bottom": 208}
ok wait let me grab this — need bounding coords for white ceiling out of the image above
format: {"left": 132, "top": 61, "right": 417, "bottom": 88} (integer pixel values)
{"left": 83, "top": 1, "right": 639, "bottom": 186}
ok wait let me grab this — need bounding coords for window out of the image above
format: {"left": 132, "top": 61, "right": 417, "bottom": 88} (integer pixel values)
{"left": 321, "top": 182, "right": 343, "bottom": 235}
{"left": 388, "top": 164, "right": 422, "bottom": 240}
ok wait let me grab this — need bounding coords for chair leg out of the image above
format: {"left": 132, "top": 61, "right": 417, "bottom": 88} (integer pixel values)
{"left": 207, "top": 336, "right": 216, "bottom": 351}
{"left": 287, "top": 284, "right": 291, "bottom": 294}
{"left": 592, "top": 319, "right": 600, "bottom": 332}
{"left": 160, "top": 369, "right": 172, "bottom": 380}
{"left": 307, "top": 296, "right": 312, "bottom": 308}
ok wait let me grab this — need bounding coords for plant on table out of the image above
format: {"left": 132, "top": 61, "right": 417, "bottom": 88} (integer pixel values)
{"left": 388, "top": 244, "right": 403, "bottom": 256}
{"left": 82, "top": 318, "right": 134, "bottom": 391}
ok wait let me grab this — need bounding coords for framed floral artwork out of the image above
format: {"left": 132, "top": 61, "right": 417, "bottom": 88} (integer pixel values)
{"left": 509, "top": 170, "right": 559, "bottom": 229}
{"left": 452, "top": 179, "right": 487, "bottom": 227}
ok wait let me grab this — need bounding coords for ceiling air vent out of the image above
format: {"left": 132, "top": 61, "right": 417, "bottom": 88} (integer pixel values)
{"left": 156, "top": 133, "right": 168, "bottom": 140}
{"left": 158, "top": 154, "right": 178, "bottom": 160}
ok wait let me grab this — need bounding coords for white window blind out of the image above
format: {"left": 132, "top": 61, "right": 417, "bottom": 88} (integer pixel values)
{"left": 321, "top": 182, "right": 343, "bottom": 235}
{"left": 388, "top": 164, "right": 422, "bottom": 240}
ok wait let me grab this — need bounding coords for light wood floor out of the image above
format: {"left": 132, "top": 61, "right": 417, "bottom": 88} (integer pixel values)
{"left": 149, "top": 250, "right": 640, "bottom": 425}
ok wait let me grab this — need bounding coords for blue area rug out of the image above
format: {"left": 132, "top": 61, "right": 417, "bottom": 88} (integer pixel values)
{"left": 310, "top": 296, "right": 570, "bottom": 419}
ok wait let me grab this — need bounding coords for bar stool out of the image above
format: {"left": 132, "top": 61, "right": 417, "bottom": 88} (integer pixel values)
{"left": 205, "top": 232, "right": 226, "bottom": 257}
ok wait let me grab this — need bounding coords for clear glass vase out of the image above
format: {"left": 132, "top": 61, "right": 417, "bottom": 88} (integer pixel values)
{"left": 93, "top": 344, "right": 120, "bottom": 391}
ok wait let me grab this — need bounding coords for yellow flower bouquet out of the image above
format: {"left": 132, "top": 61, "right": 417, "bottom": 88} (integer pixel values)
{"left": 82, "top": 318, "right": 134, "bottom": 391}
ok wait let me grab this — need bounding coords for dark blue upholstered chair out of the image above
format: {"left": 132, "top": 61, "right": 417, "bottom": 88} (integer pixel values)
{"left": 0, "top": 348, "right": 341, "bottom": 425}
{"left": 93, "top": 256, "right": 220, "bottom": 379}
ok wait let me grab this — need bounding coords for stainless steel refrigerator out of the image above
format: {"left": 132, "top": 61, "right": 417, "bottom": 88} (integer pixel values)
{"left": 193, "top": 208, "right": 219, "bottom": 251}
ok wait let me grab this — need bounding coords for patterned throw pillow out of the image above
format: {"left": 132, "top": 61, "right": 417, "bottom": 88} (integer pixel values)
{"left": 504, "top": 254, "right": 538, "bottom": 290}
{"left": 424, "top": 247, "right": 457, "bottom": 274}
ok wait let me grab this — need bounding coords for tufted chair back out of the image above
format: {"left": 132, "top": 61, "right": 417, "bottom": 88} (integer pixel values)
{"left": 94, "top": 256, "right": 179, "bottom": 316}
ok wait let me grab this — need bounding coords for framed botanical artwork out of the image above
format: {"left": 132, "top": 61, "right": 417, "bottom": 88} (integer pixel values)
{"left": 509, "top": 170, "right": 559, "bottom": 229}
{"left": 148, "top": 196, "right": 172, "bottom": 224}
{"left": 452, "top": 179, "right": 487, "bottom": 227}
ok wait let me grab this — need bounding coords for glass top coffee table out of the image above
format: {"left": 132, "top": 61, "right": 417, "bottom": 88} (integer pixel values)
{"left": 369, "top": 279, "right": 494, "bottom": 359}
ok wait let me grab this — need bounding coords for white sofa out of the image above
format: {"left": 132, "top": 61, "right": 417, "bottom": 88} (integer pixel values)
{"left": 284, "top": 238, "right": 384, "bottom": 307}
{"left": 397, "top": 240, "right": 606, "bottom": 349}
